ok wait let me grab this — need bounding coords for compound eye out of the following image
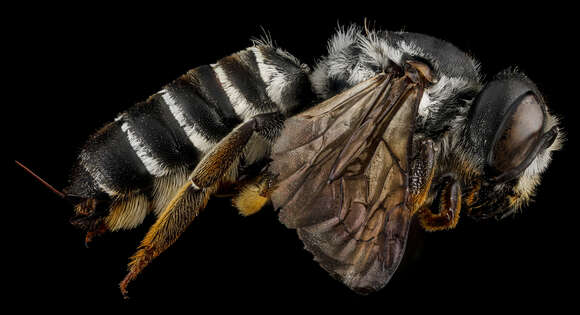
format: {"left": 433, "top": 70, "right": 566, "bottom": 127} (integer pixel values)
{"left": 489, "top": 92, "right": 544, "bottom": 176}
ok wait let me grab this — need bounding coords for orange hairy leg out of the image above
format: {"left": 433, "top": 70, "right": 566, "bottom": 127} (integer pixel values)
{"left": 418, "top": 177, "right": 462, "bottom": 231}
{"left": 407, "top": 140, "right": 462, "bottom": 231}
{"left": 233, "top": 172, "right": 278, "bottom": 216}
{"left": 119, "top": 112, "right": 284, "bottom": 298}
{"left": 120, "top": 182, "right": 215, "bottom": 298}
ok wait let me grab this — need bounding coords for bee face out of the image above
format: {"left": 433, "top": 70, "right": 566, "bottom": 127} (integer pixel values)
{"left": 462, "top": 71, "right": 562, "bottom": 220}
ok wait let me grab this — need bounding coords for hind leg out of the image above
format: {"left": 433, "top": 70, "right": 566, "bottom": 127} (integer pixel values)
{"left": 119, "top": 121, "right": 247, "bottom": 297}
{"left": 120, "top": 172, "right": 276, "bottom": 297}
{"left": 119, "top": 112, "right": 283, "bottom": 298}
{"left": 119, "top": 182, "right": 215, "bottom": 298}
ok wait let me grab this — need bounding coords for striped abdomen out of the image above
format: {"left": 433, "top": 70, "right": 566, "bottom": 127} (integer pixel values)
{"left": 65, "top": 44, "right": 314, "bottom": 231}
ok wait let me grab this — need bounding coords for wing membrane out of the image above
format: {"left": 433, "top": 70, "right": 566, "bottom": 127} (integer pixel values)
{"left": 269, "top": 73, "right": 422, "bottom": 292}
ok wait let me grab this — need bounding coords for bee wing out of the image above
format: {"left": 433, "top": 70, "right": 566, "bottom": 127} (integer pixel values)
{"left": 269, "top": 73, "right": 422, "bottom": 293}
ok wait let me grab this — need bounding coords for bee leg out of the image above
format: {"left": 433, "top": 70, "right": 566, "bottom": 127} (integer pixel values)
{"left": 233, "top": 172, "right": 278, "bottom": 216}
{"left": 119, "top": 181, "right": 216, "bottom": 296}
{"left": 215, "top": 157, "right": 273, "bottom": 198}
{"left": 409, "top": 139, "right": 436, "bottom": 214}
{"left": 120, "top": 182, "right": 216, "bottom": 298}
{"left": 189, "top": 112, "right": 284, "bottom": 190}
{"left": 418, "top": 176, "right": 462, "bottom": 232}
{"left": 119, "top": 113, "right": 283, "bottom": 298}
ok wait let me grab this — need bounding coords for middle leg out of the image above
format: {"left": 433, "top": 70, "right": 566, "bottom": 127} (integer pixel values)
{"left": 233, "top": 171, "right": 278, "bottom": 216}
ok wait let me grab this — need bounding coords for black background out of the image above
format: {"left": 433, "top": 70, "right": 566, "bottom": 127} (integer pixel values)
{"left": 7, "top": 3, "right": 577, "bottom": 312}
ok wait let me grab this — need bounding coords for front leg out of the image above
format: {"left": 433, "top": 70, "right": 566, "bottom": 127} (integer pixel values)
{"left": 408, "top": 140, "right": 462, "bottom": 231}
{"left": 418, "top": 176, "right": 462, "bottom": 231}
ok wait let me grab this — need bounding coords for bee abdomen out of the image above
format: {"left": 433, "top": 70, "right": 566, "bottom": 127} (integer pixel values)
{"left": 73, "top": 120, "right": 154, "bottom": 197}
{"left": 66, "top": 92, "right": 203, "bottom": 199}
{"left": 66, "top": 44, "right": 313, "bottom": 229}
{"left": 121, "top": 94, "right": 199, "bottom": 176}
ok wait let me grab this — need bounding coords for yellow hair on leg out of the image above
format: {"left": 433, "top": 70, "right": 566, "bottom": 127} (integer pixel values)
{"left": 233, "top": 181, "right": 270, "bottom": 216}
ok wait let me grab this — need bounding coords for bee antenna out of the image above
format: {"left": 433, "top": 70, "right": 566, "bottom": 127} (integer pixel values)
{"left": 15, "top": 160, "right": 66, "bottom": 199}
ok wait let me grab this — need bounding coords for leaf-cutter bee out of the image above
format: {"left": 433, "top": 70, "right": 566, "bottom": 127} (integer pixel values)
{"left": 20, "top": 24, "right": 562, "bottom": 296}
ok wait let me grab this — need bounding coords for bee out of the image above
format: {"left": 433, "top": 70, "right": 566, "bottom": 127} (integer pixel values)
{"left": 19, "top": 24, "right": 562, "bottom": 297}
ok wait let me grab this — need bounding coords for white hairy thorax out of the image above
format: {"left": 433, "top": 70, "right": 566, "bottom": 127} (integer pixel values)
{"left": 310, "top": 25, "right": 562, "bottom": 210}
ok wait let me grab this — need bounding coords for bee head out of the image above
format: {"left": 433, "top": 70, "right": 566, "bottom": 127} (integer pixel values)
{"left": 463, "top": 70, "right": 562, "bottom": 220}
